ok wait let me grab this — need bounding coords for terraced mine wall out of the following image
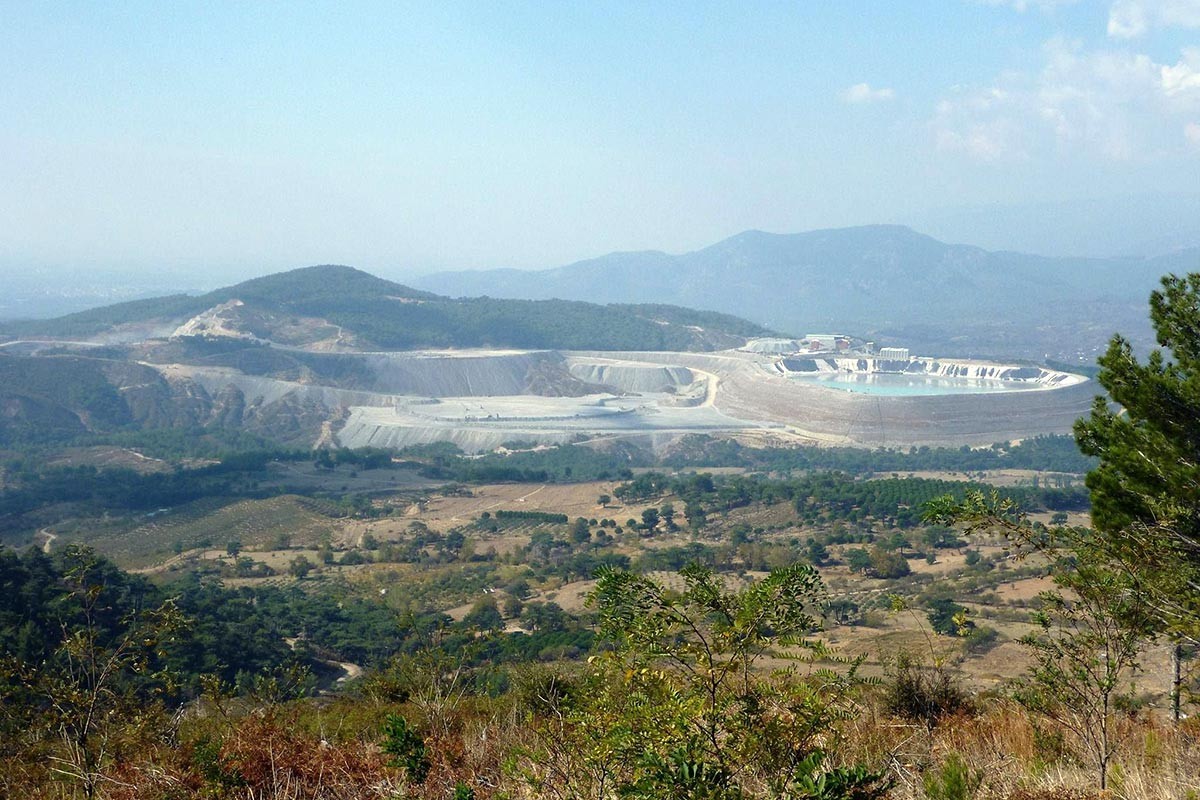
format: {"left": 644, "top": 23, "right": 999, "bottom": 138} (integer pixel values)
{"left": 335, "top": 397, "right": 743, "bottom": 452}
{"left": 565, "top": 360, "right": 696, "bottom": 393}
{"left": 153, "top": 348, "right": 1097, "bottom": 451}
{"left": 336, "top": 414, "right": 583, "bottom": 452}
{"left": 164, "top": 351, "right": 591, "bottom": 404}
{"left": 168, "top": 353, "right": 708, "bottom": 412}
{"left": 786, "top": 380, "right": 1098, "bottom": 447}
{"left": 360, "top": 351, "right": 560, "bottom": 396}
{"left": 163, "top": 366, "right": 393, "bottom": 409}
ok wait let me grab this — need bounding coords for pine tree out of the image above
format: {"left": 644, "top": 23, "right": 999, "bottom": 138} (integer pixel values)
{"left": 1074, "top": 272, "right": 1200, "bottom": 632}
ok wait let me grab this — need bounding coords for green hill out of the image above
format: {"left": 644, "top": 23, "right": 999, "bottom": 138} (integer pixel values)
{"left": 1, "top": 265, "right": 772, "bottom": 351}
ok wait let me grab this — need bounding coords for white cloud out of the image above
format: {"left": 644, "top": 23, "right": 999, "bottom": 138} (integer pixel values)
{"left": 1162, "top": 48, "right": 1200, "bottom": 95}
{"left": 1187, "top": 121, "right": 1200, "bottom": 145}
{"left": 932, "top": 39, "right": 1200, "bottom": 160}
{"left": 986, "top": 0, "right": 1200, "bottom": 38}
{"left": 1108, "top": 0, "right": 1200, "bottom": 38}
{"left": 843, "top": 83, "right": 896, "bottom": 104}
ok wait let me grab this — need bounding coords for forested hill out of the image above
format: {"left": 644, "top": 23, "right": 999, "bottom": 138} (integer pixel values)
{"left": 0, "top": 264, "right": 773, "bottom": 352}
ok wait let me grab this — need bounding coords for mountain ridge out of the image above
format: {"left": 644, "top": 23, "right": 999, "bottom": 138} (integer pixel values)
{"left": 413, "top": 224, "right": 1199, "bottom": 359}
{"left": 0, "top": 264, "right": 773, "bottom": 353}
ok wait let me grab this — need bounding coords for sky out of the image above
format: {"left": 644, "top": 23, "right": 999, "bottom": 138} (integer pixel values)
{"left": 2, "top": 0, "right": 1200, "bottom": 284}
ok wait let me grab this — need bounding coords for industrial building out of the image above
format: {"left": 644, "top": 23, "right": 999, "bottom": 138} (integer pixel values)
{"left": 805, "top": 333, "right": 852, "bottom": 351}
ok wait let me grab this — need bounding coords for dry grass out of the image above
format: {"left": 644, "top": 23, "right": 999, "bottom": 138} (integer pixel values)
{"left": 10, "top": 686, "right": 1200, "bottom": 799}
{"left": 394, "top": 481, "right": 663, "bottom": 533}
{"left": 836, "top": 700, "right": 1200, "bottom": 799}
{"left": 95, "top": 495, "right": 341, "bottom": 569}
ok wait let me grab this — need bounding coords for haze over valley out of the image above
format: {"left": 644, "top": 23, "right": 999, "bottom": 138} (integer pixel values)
{"left": 6, "top": 4, "right": 1200, "bottom": 799}
{"left": 8, "top": 222, "right": 1188, "bottom": 364}
{"left": 415, "top": 224, "right": 1194, "bottom": 361}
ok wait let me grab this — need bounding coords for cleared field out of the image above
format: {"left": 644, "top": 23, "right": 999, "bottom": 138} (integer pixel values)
{"left": 88, "top": 495, "right": 345, "bottom": 568}
{"left": 44, "top": 446, "right": 175, "bottom": 473}
{"left": 256, "top": 461, "right": 439, "bottom": 494}
{"left": 893, "top": 468, "right": 1084, "bottom": 487}
{"left": 335, "top": 480, "right": 662, "bottom": 545}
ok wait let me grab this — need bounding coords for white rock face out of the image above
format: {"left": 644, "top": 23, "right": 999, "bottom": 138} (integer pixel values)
{"left": 566, "top": 360, "right": 696, "bottom": 393}
{"left": 150, "top": 346, "right": 1094, "bottom": 453}
{"left": 171, "top": 300, "right": 256, "bottom": 341}
{"left": 336, "top": 393, "right": 746, "bottom": 451}
{"left": 361, "top": 351, "right": 554, "bottom": 396}
{"left": 741, "top": 338, "right": 801, "bottom": 354}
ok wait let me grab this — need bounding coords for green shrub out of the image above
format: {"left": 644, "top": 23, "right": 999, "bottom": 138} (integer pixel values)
{"left": 883, "top": 653, "right": 972, "bottom": 732}
{"left": 381, "top": 714, "right": 430, "bottom": 784}
{"left": 923, "top": 752, "right": 983, "bottom": 800}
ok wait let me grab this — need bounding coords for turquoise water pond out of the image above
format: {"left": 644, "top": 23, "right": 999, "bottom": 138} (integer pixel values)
{"left": 790, "top": 372, "right": 1043, "bottom": 397}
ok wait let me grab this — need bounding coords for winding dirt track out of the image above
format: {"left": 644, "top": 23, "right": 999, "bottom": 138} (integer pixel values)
{"left": 35, "top": 529, "right": 57, "bottom": 554}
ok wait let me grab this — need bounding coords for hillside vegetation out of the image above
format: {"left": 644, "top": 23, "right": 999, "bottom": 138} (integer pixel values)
{"left": 2, "top": 271, "right": 1197, "bottom": 800}
{"left": 1, "top": 264, "right": 773, "bottom": 351}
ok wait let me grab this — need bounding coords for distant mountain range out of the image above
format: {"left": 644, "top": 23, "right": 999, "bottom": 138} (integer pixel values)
{"left": 414, "top": 225, "right": 1200, "bottom": 360}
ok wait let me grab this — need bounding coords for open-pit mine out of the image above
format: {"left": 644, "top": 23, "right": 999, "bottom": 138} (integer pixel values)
{"left": 152, "top": 342, "right": 1092, "bottom": 452}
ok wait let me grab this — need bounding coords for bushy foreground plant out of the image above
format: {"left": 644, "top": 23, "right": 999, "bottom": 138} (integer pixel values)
{"left": 518, "top": 562, "right": 892, "bottom": 799}
{"left": 0, "top": 545, "right": 186, "bottom": 799}
{"left": 382, "top": 713, "right": 431, "bottom": 784}
{"left": 883, "top": 653, "right": 972, "bottom": 739}
{"left": 922, "top": 753, "right": 982, "bottom": 800}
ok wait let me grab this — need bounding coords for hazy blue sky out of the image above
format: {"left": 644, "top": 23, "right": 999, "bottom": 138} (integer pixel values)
{"left": 3, "top": 1, "right": 1199, "bottom": 281}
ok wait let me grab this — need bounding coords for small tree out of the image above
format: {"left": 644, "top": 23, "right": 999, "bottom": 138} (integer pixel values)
{"left": 288, "top": 555, "right": 314, "bottom": 579}
{"left": 927, "top": 491, "right": 1155, "bottom": 791}
{"left": 867, "top": 546, "right": 910, "bottom": 579}
{"left": 883, "top": 651, "right": 972, "bottom": 739}
{"left": 926, "top": 598, "right": 973, "bottom": 637}
{"left": 502, "top": 594, "right": 524, "bottom": 619}
{"left": 660, "top": 502, "right": 678, "bottom": 532}
{"left": 563, "top": 562, "right": 892, "bottom": 797}
{"left": 463, "top": 597, "right": 504, "bottom": 632}
{"left": 845, "top": 548, "right": 872, "bottom": 574}
{"left": 571, "top": 517, "right": 591, "bottom": 544}
{"left": 382, "top": 713, "right": 430, "bottom": 784}
{"left": 806, "top": 538, "right": 830, "bottom": 566}
{"left": 923, "top": 753, "right": 983, "bottom": 800}
{"left": 1013, "top": 561, "right": 1154, "bottom": 790}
